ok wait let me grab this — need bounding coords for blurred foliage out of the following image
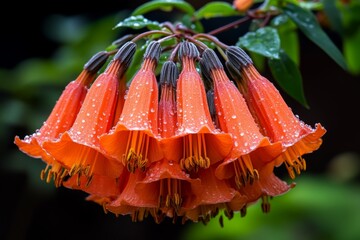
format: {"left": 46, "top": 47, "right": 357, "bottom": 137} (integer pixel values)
{"left": 182, "top": 175, "right": 360, "bottom": 240}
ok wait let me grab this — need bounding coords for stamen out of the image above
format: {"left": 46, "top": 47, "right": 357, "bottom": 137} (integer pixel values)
{"left": 240, "top": 206, "right": 247, "bottom": 217}
{"left": 158, "top": 179, "right": 182, "bottom": 211}
{"left": 122, "top": 131, "right": 151, "bottom": 173}
{"left": 233, "top": 155, "right": 259, "bottom": 188}
{"left": 40, "top": 163, "right": 69, "bottom": 187}
{"left": 180, "top": 134, "right": 210, "bottom": 172}
{"left": 261, "top": 195, "right": 271, "bottom": 213}
{"left": 283, "top": 148, "right": 307, "bottom": 179}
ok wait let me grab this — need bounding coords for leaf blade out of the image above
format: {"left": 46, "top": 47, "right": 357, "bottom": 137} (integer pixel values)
{"left": 283, "top": 3, "right": 347, "bottom": 70}
{"left": 237, "top": 27, "right": 281, "bottom": 59}
{"left": 132, "top": 0, "right": 195, "bottom": 16}
{"left": 114, "top": 15, "right": 161, "bottom": 30}
{"left": 195, "top": 2, "right": 240, "bottom": 20}
{"left": 268, "top": 50, "right": 309, "bottom": 108}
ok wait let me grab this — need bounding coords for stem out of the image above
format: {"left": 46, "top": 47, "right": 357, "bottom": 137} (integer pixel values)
{"left": 207, "top": 16, "right": 250, "bottom": 36}
{"left": 132, "top": 30, "right": 172, "bottom": 42}
{"left": 193, "top": 33, "right": 229, "bottom": 49}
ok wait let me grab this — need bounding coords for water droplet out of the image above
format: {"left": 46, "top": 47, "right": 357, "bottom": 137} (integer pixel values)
{"left": 232, "top": 115, "right": 237, "bottom": 119}
{"left": 150, "top": 108, "right": 155, "bottom": 113}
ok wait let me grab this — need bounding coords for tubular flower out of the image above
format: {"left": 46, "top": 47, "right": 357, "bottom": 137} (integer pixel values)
{"left": 233, "top": 0, "right": 254, "bottom": 12}
{"left": 100, "top": 41, "right": 163, "bottom": 173}
{"left": 164, "top": 42, "right": 233, "bottom": 172}
{"left": 43, "top": 42, "right": 136, "bottom": 185}
{"left": 14, "top": 51, "right": 109, "bottom": 186}
{"left": 226, "top": 46, "right": 326, "bottom": 179}
{"left": 201, "top": 49, "right": 283, "bottom": 188}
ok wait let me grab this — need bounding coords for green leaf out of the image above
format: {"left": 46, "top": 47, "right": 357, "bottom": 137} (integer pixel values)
{"left": 132, "top": 0, "right": 195, "bottom": 16}
{"left": 322, "top": 0, "right": 344, "bottom": 35}
{"left": 237, "top": 27, "right": 281, "bottom": 59}
{"left": 344, "top": 29, "right": 360, "bottom": 75}
{"left": 283, "top": 3, "right": 347, "bottom": 70}
{"left": 268, "top": 50, "right": 309, "bottom": 108}
{"left": 271, "top": 15, "right": 300, "bottom": 65}
{"left": 114, "top": 15, "right": 161, "bottom": 30}
{"left": 195, "top": 2, "right": 240, "bottom": 20}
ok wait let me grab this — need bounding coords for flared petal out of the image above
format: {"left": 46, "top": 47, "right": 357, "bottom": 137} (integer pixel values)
{"left": 14, "top": 70, "right": 93, "bottom": 164}
{"left": 43, "top": 59, "right": 127, "bottom": 179}
{"left": 63, "top": 173, "right": 123, "bottom": 198}
{"left": 180, "top": 165, "right": 246, "bottom": 223}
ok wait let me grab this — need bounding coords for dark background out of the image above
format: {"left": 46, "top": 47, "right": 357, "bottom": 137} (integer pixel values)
{"left": 1, "top": 1, "right": 359, "bottom": 240}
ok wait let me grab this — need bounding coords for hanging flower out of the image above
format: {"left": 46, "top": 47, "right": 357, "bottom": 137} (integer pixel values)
{"left": 226, "top": 46, "right": 326, "bottom": 179}
{"left": 100, "top": 42, "right": 163, "bottom": 173}
{"left": 162, "top": 42, "right": 233, "bottom": 173}
{"left": 43, "top": 42, "right": 136, "bottom": 185}
{"left": 233, "top": 0, "right": 254, "bottom": 12}
{"left": 200, "top": 48, "right": 283, "bottom": 188}
{"left": 14, "top": 51, "right": 109, "bottom": 186}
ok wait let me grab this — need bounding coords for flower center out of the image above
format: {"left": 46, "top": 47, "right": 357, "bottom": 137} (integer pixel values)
{"left": 122, "top": 131, "right": 150, "bottom": 173}
{"left": 283, "top": 147, "right": 307, "bottom": 179}
{"left": 40, "top": 162, "right": 69, "bottom": 187}
{"left": 158, "top": 178, "right": 182, "bottom": 211}
{"left": 68, "top": 147, "right": 102, "bottom": 187}
{"left": 233, "top": 154, "right": 259, "bottom": 188}
{"left": 180, "top": 134, "right": 210, "bottom": 172}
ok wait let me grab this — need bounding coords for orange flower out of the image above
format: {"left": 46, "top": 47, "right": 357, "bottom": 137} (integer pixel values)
{"left": 105, "top": 61, "right": 201, "bottom": 223}
{"left": 233, "top": 0, "right": 253, "bottom": 12}
{"left": 100, "top": 41, "right": 163, "bottom": 173}
{"left": 226, "top": 46, "right": 326, "bottom": 179}
{"left": 162, "top": 42, "right": 233, "bottom": 172}
{"left": 14, "top": 51, "right": 109, "bottom": 185}
{"left": 200, "top": 49, "right": 282, "bottom": 188}
{"left": 180, "top": 165, "right": 246, "bottom": 223}
{"left": 43, "top": 42, "right": 136, "bottom": 185}
{"left": 63, "top": 173, "right": 123, "bottom": 210}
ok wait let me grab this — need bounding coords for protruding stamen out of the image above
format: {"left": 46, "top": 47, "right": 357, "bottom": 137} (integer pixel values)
{"left": 180, "top": 134, "right": 210, "bottom": 172}
{"left": 158, "top": 179, "right": 182, "bottom": 211}
{"left": 261, "top": 195, "right": 271, "bottom": 213}
{"left": 40, "top": 163, "right": 69, "bottom": 187}
{"left": 283, "top": 149, "right": 307, "bottom": 179}
{"left": 122, "top": 131, "right": 150, "bottom": 173}
{"left": 233, "top": 155, "right": 259, "bottom": 188}
{"left": 240, "top": 206, "right": 247, "bottom": 217}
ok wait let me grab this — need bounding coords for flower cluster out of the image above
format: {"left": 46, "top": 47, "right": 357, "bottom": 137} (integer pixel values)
{"left": 15, "top": 32, "right": 326, "bottom": 224}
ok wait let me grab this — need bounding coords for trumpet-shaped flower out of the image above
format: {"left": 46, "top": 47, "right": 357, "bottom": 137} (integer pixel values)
{"left": 43, "top": 42, "right": 136, "bottom": 185}
{"left": 162, "top": 42, "right": 233, "bottom": 172}
{"left": 200, "top": 49, "right": 283, "bottom": 188}
{"left": 226, "top": 46, "right": 326, "bottom": 179}
{"left": 100, "top": 41, "right": 163, "bottom": 173}
{"left": 14, "top": 51, "right": 109, "bottom": 185}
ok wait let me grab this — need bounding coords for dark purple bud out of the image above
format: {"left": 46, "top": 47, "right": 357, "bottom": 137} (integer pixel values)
{"left": 143, "top": 41, "right": 161, "bottom": 63}
{"left": 226, "top": 46, "right": 253, "bottom": 69}
{"left": 83, "top": 51, "right": 109, "bottom": 73}
{"left": 160, "top": 61, "right": 178, "bottom": 88}
{"left": 178, "top": 41, "right": 199, "bottom": 59}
